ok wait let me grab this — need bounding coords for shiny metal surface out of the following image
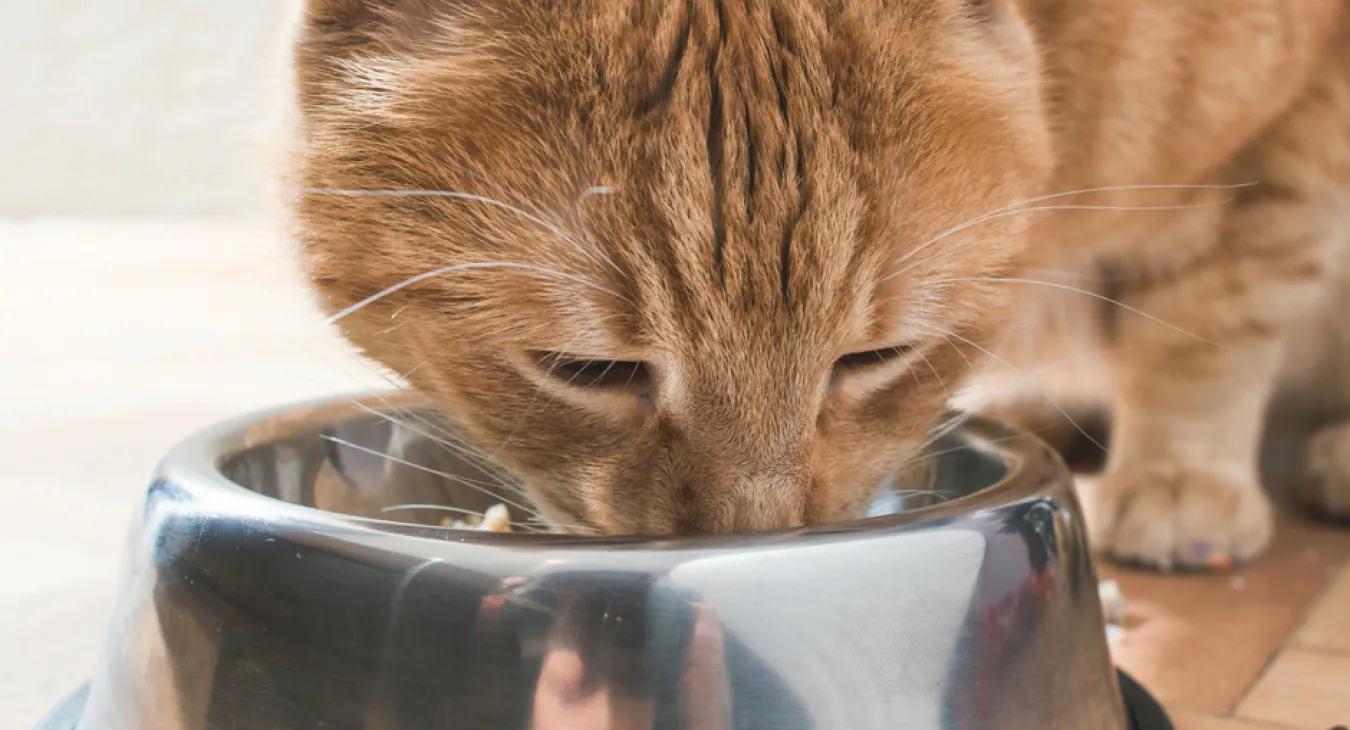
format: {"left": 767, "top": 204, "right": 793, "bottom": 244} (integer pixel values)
{"left": 59, "top": 393, "right": 1126, "bottom": 730}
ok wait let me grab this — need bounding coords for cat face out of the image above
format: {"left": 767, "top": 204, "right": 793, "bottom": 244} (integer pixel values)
{"left": 293, "top": 0, "right": 1052, "bottom": 534}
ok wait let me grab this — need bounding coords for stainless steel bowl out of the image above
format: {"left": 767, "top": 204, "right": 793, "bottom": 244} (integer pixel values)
{"left": 39, "top": 393, "right": 1168, "bottom": 730}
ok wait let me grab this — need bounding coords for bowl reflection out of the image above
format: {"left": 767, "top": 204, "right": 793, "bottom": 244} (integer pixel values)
{"left": 49, "top": 393, "right": 1137, "bottom": 730}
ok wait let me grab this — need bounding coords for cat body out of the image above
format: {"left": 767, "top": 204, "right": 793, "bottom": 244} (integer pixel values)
{"left": 292, "top": 0, "right": 1350, "bottom": 568}
{"left": 964, "top": 0, "right": 1350, "bottom": 568}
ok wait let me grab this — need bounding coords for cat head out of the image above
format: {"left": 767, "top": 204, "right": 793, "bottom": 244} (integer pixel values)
{"left": 292, "top": 0, "right": 1052, "bottom": 534}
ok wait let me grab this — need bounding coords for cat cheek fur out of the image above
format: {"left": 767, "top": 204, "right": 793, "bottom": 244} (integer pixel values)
{"left": 291, "top": 0, "right": 1047, "bottom": 535}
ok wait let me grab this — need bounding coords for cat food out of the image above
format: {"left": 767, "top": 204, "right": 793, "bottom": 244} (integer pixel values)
{"left": 440, "top": 503, "right": 513, "bottom": 532}
{"left": 479, "top": 503, "right": 512, "bottom": 532}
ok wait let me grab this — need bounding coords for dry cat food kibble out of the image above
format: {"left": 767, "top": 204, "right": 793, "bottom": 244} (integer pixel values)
{"left": 440, "top": 504, "right": 513, "bottom": 532}
{"left": 479, "top": 504, "right": 512, "bottom": 532}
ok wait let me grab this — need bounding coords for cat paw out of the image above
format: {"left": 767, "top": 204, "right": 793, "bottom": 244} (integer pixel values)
{"left": 1086, "top": 464, "right": 1273, "bottom": 571}
{"left": 1300, "top": 421, "right": 1350, "bottom": 520}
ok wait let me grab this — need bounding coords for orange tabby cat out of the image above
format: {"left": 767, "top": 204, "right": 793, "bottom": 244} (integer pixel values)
{"left": 289, "top": 0, "right": 1350, "bottom": 569}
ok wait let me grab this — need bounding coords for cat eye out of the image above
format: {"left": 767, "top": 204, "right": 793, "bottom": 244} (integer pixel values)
{"left": 833, "top": 345, "right": 914, "bottom": 372}
{"left": 533, "top": 353, "right": 652, "bottom": 391}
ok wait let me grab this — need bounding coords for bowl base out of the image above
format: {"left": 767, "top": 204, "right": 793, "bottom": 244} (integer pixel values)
{"left": 33, "top": 684, "right": 86, "bottom": 730}
{"left": 38, "top": 673, "right": 1172, "bottom": 730}
{"left": 1120, "top": 670, "right": 1173, "bottom": 730}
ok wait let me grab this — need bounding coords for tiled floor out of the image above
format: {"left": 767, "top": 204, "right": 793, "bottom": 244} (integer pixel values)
{"left": 1101, "top": 514, "right": 1350, "bottom": 729}
{"left": 1, "top": 219, "right": 1348, "bottom": 729}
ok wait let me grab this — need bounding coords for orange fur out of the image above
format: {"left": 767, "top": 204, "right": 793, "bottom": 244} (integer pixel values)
{"left": 290, "top": 0, "right": 1350, "bottom": 564}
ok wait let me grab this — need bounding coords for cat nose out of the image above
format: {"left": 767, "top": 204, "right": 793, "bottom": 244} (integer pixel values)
{"left": 742, "top": 474, "right": 810, "bottom": 528}
{"left": 669, "top": 473, "right": 808, "bottom": 535}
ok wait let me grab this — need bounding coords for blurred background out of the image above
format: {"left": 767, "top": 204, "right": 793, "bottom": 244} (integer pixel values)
{"left": 4, "top": 1, "right": 289, "bottom": 217}
{"left": 1, "top": 3, "right": 384, "bottom": 725}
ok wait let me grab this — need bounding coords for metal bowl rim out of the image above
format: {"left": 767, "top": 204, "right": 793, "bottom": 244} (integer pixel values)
{"left": 152, "top": 390, "right": 1072, "bottom": 550}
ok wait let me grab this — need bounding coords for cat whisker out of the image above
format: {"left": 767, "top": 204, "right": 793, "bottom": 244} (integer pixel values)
{"left": 328, "top": 375, "right": 521, "bottom": 482}
{"left": 379, "top": 503, "right": 491, "bottom": 518}
{"left": 339, "top": 373, "right": 508, "bottom": 471}
{"left": 348, "top": 402, "right": 522, "bottom": 491}
{"left": 896, "top": 410, "right": 1033, "bottom": 501}
{"left": 897, "top": 438, "right": 1005, "bottom": 473}
{"left": 915, "top": 325, "right": 1110, "bottom": 455}
{"left": 936, "top": 328, "right": 977, "bottom": 371}
{"left": 986, "top": 181, "right": 1253, "bottom": 215}
{"left": 330, "top": 379, "right": 542, "bottom": 523}
{"left": 875, "top": 488, "right": 964, "bottom": 510}
{"left": 327, "top": 409, "right": 515, "bottom": 492}
{"left": 892, "top": 181, "right": 1253, "bottom": 269}
{"left": 894, "top": 423, "right": 1085, "bottom": 484}
{"left": 244, "top": 286, "right": 548, "bottom": 521}
{"left": 325, "top": 348, "right": 531, "bottom": 495}
{"left": 319, "top": 261, "right": 629, "bottom": 326}
{"left": 906, "top": 408, "right": 988, "bottom": 466}
{"left": 912, "top": 346, "right": 951, "bottom": 402}
{"left": 453, "top": 167, "right": 531, "bottom": 208}
{"left": 1018, "top": 267, "right": 1107, "bottom": 282}
{"left": 378, "top": 503, "right": 560, "bottom": 533}
{"left": 322, "top": 435, "right": 541, "bottom": 518}
{"left": 430, "top": 169, "right": 624, "bottom": 276}
{"left": 927, "top": 276, "right": 1216, "bottom": 345}
{"left": 889, "top": 488, "right": 963, "bottom": 501}
{"left": 889, "top": 198, "right": 1239, "bottom": 282}
{"left": 356, "top": 396, "right": 533, "bottom": 495}
{"left": 302, "top": 186, "right": 622, "bottom": 275}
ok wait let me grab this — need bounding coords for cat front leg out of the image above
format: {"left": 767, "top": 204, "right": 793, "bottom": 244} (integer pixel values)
{"left": 1090, "top": 38, "right": 1350, "bottom": 570}
{"left": 1093, "top": 322, "right": 1280, "bottom": 570}
{"left": 1091, "top": 203, "right": 1325, "bottom": 569}
{"left": 1300, "top": 421, "right": 1350, "bottom": 518}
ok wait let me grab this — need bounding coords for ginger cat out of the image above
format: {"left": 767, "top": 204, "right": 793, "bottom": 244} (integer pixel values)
{"left": 290, "top": 0, "right": 1350, "bottom": 569}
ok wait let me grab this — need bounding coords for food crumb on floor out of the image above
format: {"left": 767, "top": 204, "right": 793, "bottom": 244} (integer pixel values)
{"left": 1099, "top": 579, "right": 1127, "bottom": 625}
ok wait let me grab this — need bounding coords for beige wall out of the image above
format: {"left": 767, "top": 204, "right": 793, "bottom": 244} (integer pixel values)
{"left": 2, "top": 1, "right": 301, "bottom": 217}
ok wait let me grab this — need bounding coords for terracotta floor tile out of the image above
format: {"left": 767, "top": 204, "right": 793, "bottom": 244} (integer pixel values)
{"left": 1296, "top": 565, "right": 1350, "bottom": 655}
{"left": 1099, "top": 513, "right": 1350, "bottom": 713}
{"left": 1236, "top": 649, "right": 1350, "bottom": 729}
